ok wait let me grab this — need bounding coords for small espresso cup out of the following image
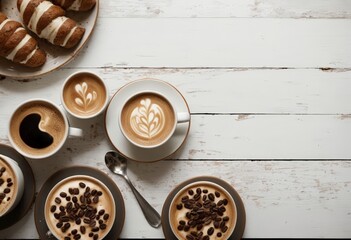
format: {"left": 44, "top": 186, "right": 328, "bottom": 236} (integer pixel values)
{"left": 119, "top": 91, "right": 190, "bottom": 149}
{"left": 0, "top": 154, "right": 24, "bottom": 217}
{"left": 8, "top": 99, "right": 83, "bottom": 159}
{"left": 61, "top": 71, "right": 109, "bottom": 119}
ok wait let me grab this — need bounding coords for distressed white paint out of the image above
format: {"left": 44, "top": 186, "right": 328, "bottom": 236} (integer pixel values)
{"left": 64, "top": 18, "right": 351, "bottom": 68}
{"left": 0, "top": 0, "right": 350, "bottom": 238}
{"left": 1, "top": 68, "right": 351, "bottom": 114}
{"left": 99, "top": 0, "right": 351, "bottom": 18}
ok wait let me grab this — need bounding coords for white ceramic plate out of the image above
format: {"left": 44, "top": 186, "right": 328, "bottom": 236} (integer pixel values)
{"left": 0, "top": 0, "right": 99, "bottom": 79}
{"left": 105, "top": 79, "right": 191, "bottom": 162}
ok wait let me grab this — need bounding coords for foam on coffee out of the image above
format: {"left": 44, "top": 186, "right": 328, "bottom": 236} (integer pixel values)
{"left": 0, "top": 157, "right": 18, "bottom": 216}
{"left": 9, "top": 100, "right": 67, "bottom": 157}
{"left": 63, "top": 73, "right": 107, "bottom": 117}
{"left": 120, "top": 92, "right": 175, "bottom": 147}
{"left": 45, "top": 175, "right": 115, "bottom": 240}
{"left": 169, "top": 182, "right": 237, "bottom": 240}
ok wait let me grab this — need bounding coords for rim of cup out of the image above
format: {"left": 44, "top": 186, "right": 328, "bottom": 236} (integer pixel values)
{"left": 118, "top": 90, "right": 178, "bottom": 149}
{"left": 61, "top": 71, "right": 109, "bottom": 120}
{"left": 168, "top": 181, "right": 237, "bottom": 239}
{"left": 8, "top": 98, "right": 69, "bottom": 159}
{"left": 0, "top": 154, "right": 24, "bottom": 217}
{"left": 44, "top": 175, "right": 116, "bottom": 239}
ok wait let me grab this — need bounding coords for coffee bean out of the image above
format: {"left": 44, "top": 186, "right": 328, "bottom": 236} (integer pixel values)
{"left": 85, "top": 186, "right": 90, "bottom": 192}
{"left": 54, "top": 213, "right": 60, "bottom": 219}
{"left": 71, "top": 196, "right": 78, "bottom": 203}
{"left": 214, "top": 221, "right": 220, "bottom": 229}
{"left": 66, "top": 196, "right": 71, "bottom": 201}
{"left": 0, "top": 179, "right": 4, "bottom": 186}
{"left": 208, "top": 193, "right": 215, "bottom": 201}
{"left": 0, "top": 167, "right": 5, "bottom": 172}
{"left": 184, "top": 225, "right": 190, "bottom": 232}
{"left": 219, "top": 206, "right": 226, "bottom": 213}
{"left": 97, "top": 191, "right": 102, "bottom": 196}
{"left": 79, "top": 182, "right": 86, "bottom": 188}
{"left": 60, "top": 216, "right": 70, "bottom": 222}
{"left": 98, "top": 219, "right": 103, "bottom": 225}
{"left": 203, "top": 236, "right": 210, "bottom": 240}
{"left": 190, "top": 231, "right": 198, "bottom": 237}
{"left": 217, "top": 232, "right": 222, "bottom": 237}
{"left": 56, "top": 222, "right": 63, "bottom": 228}
{"left": 223, "top": 216, "right": 229, "bottom": 222}
{"left": 203, "top": 189, "right": 208, "bottom": 193}
{"left": 186, "top": 234, "right": 194, "bottom": 240}
{"left": 50, "top": 205, "right": 57, "bottom": 213}
{"left": 87, "top": 198, "right": 92, "bottom": 205}
{"left": 188, "top": 189, "right": 194, "bottom": 195}
{"left": 80, "top": 204, "right": 87, "bottom": 209}
{"left": 91, "top": 189, "right": 97, "bottom": 196}
{"left": 67, "top": 202, "right": 73, "bottom": 210}
{"left": 181, "top": 196, "right": 189, "bottom": 203}
{"left": 93, "top": 195, "right": 99, "bottom": 203}
{"left": 93, "top": 234, "right": 98, "bottom": 240}
{"left": 207, "top": 227, "right": 214, "bottom": 235}
{"left": 73, "top": 234, "right": 81, "bottom": 240}
{"left": 80, "top": 226, "right": 86, "bottom": 234}
{"left": 55, "top": 197, "right": 61, "bottom": 204}
{"left": 73, "top": 188, "right": 79, "bottom": 195}
{"left": 76, "top": 218, "right": 81, "bottom": 225}
{"left": 71, "top": 229, "right": 78, "bottom": 235}
{"left": 61, "top": 226, "right": 68, "bottom": 233}
{"left": 222, "top": 199, "right": 228, "bottom": 205}
{"left": 89, "top": 220, "right": 96, "bottom": 227}
{"left": 177, "top": 225, "right": 184, "bottom": 231}
{"left": 83, "top": 218, "right": 91, "bottom": 224}
{"left": 100, "top": 223, "right": 107, "bottom": 230}
{"left": 6, "top": 197, "right": 10, "bottom": 201}
{"left": 60, "top": 192, "right": 67, "bottom": 198}
{"left": 64, "top": 223, "right": 70, "bottom": 229}
{"left": 193, "top": 193, "right": 201, "bottom": 201}
{"left": 59, "top": 206, "right": 65, "bottom": 212}
{"left": 179, "top": 220, "right": 186, "bottom": 225}
{"left": 196, "top": 224, "right": 203, "bottom": 230}
{"left": 3, "top": 188, "right": 10, "bottom": 193}
{"left": 221, "top": 225, "right": 228, "bottom": 233}
{"left": 64, "top": 237, "right": 70, "bottom": 240}
{"left": 220, "top": 221, "right": 226, "bottom": 228}
{"left": 89, "top": 232, "right": 94, "bottom": 237}
{"left": 196, "top": 188, "right": 202, "bottom": 194}
{"left": 215, "top": 191, "right": 220, "bottom": 198}
{"left": 92, "top": 227, "right": 99, "bottom": 232}
{"left": 7, "top": 182, "right": 13, "bottom": 187}
{"left": 98, "top": 209, "right": 105, "bottom": 215}
{"left": 69, "top": 188, "right": 74, "bottom": 195}
{"left": 103, "top": 213, "right": 109, "bottom": 220}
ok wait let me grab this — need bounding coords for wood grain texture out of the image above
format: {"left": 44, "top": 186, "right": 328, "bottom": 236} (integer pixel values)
{"left": 0, "top": 160, "right": 350, "bottom": 238}
{"left": 60, "top": 18, "right": 351, "bottom": 69}
{"left": 1, "top": 68, "right": 351, "bottom": 114}
{"left": 100, "top": 0, "right": 351, "bottom": 18}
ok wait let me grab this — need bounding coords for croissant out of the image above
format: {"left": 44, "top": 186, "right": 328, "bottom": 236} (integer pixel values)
{"left": 17, "top": 0, "right": 85, "bottom": 48}
{"left": 0, "top": 12, "right": 46, "bottom": 67}
{"left": 51, "top": 0, "right": 96, "bottom": 11}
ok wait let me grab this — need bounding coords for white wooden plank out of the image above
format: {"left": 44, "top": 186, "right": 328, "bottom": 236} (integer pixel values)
{"left": 1, "top": 161, "right": 350, "bottom": 238}
{"left": 1, "top": 114, "right": 350, "bottom": 160}
{"left": 100, "top": 0, "right": 351, "bottom": 18}
{"left": 64, "top": 18, "right": 351, "bottom": 68}
{"left": 1, "top": 68, "right": 351, "bottom": 114}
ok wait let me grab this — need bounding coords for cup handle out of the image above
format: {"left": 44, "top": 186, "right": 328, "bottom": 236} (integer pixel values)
{"left": 177, "top": 112, "right": 190, "bottom": 123}
{"left": 68, "top": 127, "right": 83, "bottom": 138}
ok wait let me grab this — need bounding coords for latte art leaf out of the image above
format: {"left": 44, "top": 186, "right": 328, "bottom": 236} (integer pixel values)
{"left": 130, "top": 98, "right": 165, "bottom": 139}
{"left": 74, "top": 82, "right": 98, "bottom": 110}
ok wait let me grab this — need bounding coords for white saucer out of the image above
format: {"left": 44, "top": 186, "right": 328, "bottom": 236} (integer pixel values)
{"left": 105, "top": 78, "right": 191, "bottom": 162}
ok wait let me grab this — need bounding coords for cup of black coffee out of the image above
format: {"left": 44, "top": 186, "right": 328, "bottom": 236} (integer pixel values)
{"left": 0, "top": 154, "right": 24, "bottom": 217}
{"left": 8, "top": 99, "right": 83, "bottom": 159}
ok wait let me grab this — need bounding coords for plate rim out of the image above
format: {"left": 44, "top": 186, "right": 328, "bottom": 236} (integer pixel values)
{"left": 0, "top": 0, "right": 99, "bottom": 79}
{"left": 104, "top": 78, "right": 191, "bottom": 163}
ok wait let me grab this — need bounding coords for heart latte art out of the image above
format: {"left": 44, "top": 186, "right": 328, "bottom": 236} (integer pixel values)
{"left": 130, "top": 98, "right": 166, "bottom": 139}
{"left": 120, "top": 93, "right": 176, "bottom": 147}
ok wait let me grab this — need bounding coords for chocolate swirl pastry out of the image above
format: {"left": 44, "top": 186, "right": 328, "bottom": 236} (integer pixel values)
{"left": 17, "top": 0, "right": 85, "bottom": 48}
{"left": 52, "top": 0, "right": 96, "bottom": 11}
{"left": 0, "top": 12, "right": 46, "bottom": 67}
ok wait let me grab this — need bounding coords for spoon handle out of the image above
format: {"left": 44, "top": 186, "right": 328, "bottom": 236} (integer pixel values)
{"left": 124, "top": 176, "right": 161, "bottom": 228}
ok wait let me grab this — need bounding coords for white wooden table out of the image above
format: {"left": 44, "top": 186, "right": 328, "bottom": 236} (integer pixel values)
{"left": 1, "top": 0, "right": 351, "bottom": 238}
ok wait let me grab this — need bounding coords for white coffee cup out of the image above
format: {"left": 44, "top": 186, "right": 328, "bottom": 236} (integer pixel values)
{"left": 0, "top": 154, "right": 24, "bottom": 217}
{"left": 119, "top": 91, "right": 190, "bottom": 149}
{"left": 61, "top": 71, "right": 109, "bottom": 120}
{"left": 8, "top": 99, "right": 83, "bottom": 159}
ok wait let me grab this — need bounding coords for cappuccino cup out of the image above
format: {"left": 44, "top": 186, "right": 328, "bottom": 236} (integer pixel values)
{"left": 119, "top": 91, "right": 190, "bottom": 149}
{"left": 44, "top": 175, "right": 115, "bottom": 239}
{"left": 8, "top": 99, "right": 83, "bottom": 159}
{"left": 0, "top": 154, "right": 24, "bottom": 217}
{"left": 61, "top": 71, "right": 109, "bottom": 119}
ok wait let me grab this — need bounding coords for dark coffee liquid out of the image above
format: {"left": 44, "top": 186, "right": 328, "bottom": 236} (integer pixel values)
{"left": 19, "top": 114, "right": 53, "bottom": 149}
